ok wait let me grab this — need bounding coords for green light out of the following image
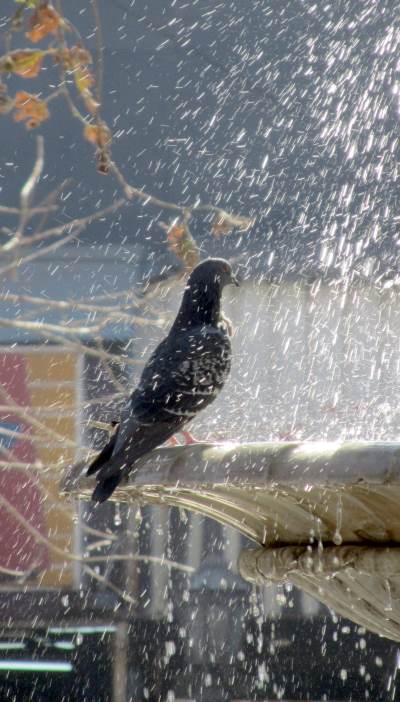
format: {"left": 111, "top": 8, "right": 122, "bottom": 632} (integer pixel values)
{"left": 0, "top": 643, "right": 25, "bottom": 651}
{"left": 48, "top": 625, "right": 116, "bottom": 635}
{"left": 53, "top": 641, "right": 75, "bottom": 651}
{"left": 0, "top": 660, "right": 72, "bottom": 673}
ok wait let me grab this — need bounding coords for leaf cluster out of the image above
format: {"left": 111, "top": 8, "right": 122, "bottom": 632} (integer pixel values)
{"left": 1, "top": 2, "right": 110, "bottom": 170}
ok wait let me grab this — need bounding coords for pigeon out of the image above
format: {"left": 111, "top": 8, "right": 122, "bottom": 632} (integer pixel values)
{"left": 87, "top": 258, "right": 239, "bottom": 502}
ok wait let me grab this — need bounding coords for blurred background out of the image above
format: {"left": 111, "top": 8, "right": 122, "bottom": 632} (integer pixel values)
{"left": 0, "top": 0, "right": 399, "bottom": 699}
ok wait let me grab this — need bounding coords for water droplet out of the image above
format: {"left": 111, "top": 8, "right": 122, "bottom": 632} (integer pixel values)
{"left": 114, "top": 502, "right": 122, "bottom": 527}
{"left": 384, "top": 579, "right": 393, "bottom": 612}
{"left": 333, "top": 493, "right": 343, "bottom": 544}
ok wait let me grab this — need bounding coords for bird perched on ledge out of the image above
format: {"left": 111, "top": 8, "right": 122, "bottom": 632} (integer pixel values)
{"left": 87, "top": 258, "right": 239, "bottom": 502}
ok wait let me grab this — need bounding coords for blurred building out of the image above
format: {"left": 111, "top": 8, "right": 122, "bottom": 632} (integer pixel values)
{"left": 1, "top": 247, "right": 400, "bottom": 699}
{"left": 0, "top": 0, "right": 399, "bottom": 698}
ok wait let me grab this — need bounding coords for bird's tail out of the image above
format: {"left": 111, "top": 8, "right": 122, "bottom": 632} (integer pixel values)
{"left": 92, "top": 473, "right": 122, "bottom": 503}
{"left": 86, "top": 425, "right": 125, "bottom": 502}
{"left": 86, "top": 425, "right": 118, "bottom": 477}
{"left": 88, "top": 420, "right": 180, "bottom": 503}
{"left": 89, "top": 447, "right": 130, "bottom": 503}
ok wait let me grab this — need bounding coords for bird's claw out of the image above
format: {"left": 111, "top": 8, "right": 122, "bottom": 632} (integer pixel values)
{"left": 165, "top": 431, "right": 202, "bottom": 446}
{"left": 165, "top": 436, "right": 180, "bottom": 447}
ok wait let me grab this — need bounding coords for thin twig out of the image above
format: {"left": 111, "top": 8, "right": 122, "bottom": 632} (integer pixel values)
{"left": 83, "top": 565, "right": 136, "bottom": 605}
{"left": 3, "top": 321, "right": 142, "bottom": 367}
{"left": 1, "top": 197, "right": 126, "bottom": 253}
{"left": 8, "top": 136, "right": 45, "bottom": 255}
{"left": 108, "top": 160, "right": 183, "bottom": 211}
{"left": 0, "top": 387, "right": 77, "bottom": 448}
{"left": 108, "top": 159, "right": 255, "bottom": 228}
{"left": 82, "top": 524, "right": 117, "bottom": 541}
{"left": 0, "top": 292, "right": 165, "bottom": 327}
{"left": 0, "top": 227, "right": 82, "bottom": 276}
{"left": 19, "top": 136, "right": 44, "bottom": 220}
{"left": 0, "top": 205, "right": 57, "bottom": 217}
{"left": 61, "top": 85, "right": 88, "bottom": 125}
{"left": 90, "top": 0, "right": 104, "bottom": 104}
{"left": 0, "top": 563, "right": 40, "bottom": 581}
{"left": 0, "top": 461, "right": 72, "bottom": 472}
{"left": 92, "top": 335, "right": 127, "bottom": 394}
{"left": 0, "top": 424, "right": 73, "bottom": 448}
{"left": 0, "top": 491, "right": 194, "bottom": 571}
{"left": 33, "top": 177, "right": 74, "bottom": 236}
{"left": 55, "top": 0, "right": 89, "bottom": 127}
{"left": 0, "top": 316, "right": 111, "bottom": 337}
{"left": 44, "top": 87, "right": 66, "bottom": 104}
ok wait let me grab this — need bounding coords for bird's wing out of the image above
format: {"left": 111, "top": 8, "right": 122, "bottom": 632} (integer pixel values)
{"left": 98, "top": 325, "right": 230, "bottom": 464}
{"left": 131, "top": 325, "right": 232, "bottom": 424}
{"left": 90, "top": 326, "right": 231, "bottom": 502}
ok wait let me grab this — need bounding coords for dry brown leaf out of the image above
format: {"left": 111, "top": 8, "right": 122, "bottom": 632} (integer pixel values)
{"left": 84, "top": 123, "right": 111, "bottom": 148}
{"left": 14, "top": 1, "right": 38, "bottom": 7}
{"left": 97, "top": 150, "right": 110, "bottom": 175}
{"left": 13, "top": 90, "right": 50, "bottom": 129}
{"left": 26, "top": 4, "right": 61, "bottom": 43}
{"left": 57, "top": 45, "right": 95, "bottom": 100}
{"left": 211, "top": 210, "right": 254, "bottom": 237}
{"left": 68, "top": 46, "right": 92, "bottom": 67}
{"left": 167, "top": 221, "right": 200, "bottom": 271}
{"left": 59, "top": 45, "right": 92, "bottom": 72}
{"left": 0, "top": 83, "right": 13, "bottom": 114}
{"left": 84, "top": 121, "right": 112, "bottom": 174}
{"left": 1, "top": 49, "right": 46, "bottom": 78}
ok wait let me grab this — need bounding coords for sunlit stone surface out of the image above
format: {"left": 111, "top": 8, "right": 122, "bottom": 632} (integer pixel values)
{"left": 65, "top": 440, "right": 400, "bottom": 640}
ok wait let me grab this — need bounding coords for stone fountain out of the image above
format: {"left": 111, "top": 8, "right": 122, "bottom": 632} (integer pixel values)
{"left": 63, "top": 440, "right": 400, "bottom": 641}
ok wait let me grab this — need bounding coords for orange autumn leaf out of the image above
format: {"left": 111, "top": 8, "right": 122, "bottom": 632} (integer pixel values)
{"left": 167, "top": 222, "right": 200, "bottom": 270}
{"left": 13, "top": 90, "right": 50, "bottom": 129}
{"left": 57, "top": 45, "right": 95, "bottom": 99}
{"left": 14, "top": 1, "right": 38, "bottom": 7}
{"left": 60, "top": 45, "right": 92, "bottom": 72}
{"left": 26, "top": 4, "right": 61, "bottom": 43}
{"left": 1, "top": 49, "right": 46, "bottom": 78}
{"left": 84, "top": 123, "right": 111, "bottom": 148}
{"left": 74, "top": 66, "right": 94, "bottom": 94}
{"left": 167, "top": 223, "right": 186, "bottom": 241}
{"left": 65, "top": 46, "right": 92, "bottom": 68}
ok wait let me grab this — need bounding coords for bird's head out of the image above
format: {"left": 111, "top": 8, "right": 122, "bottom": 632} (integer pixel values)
{"left": 172, "top": 258, "right": 238, "bottom": 331}
{"left": 187, "top": 258, "right": 239, "bottom": 292}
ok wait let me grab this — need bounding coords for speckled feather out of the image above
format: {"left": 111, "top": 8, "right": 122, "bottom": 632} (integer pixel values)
{"left": 87, "top": 258, "right": 238, "bottom": 502}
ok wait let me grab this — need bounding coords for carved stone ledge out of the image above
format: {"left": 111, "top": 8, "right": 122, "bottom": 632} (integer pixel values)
{"left": 239, "top": 544, "right": 400, "bottom": 641}
{"left": 63, "top": 440, "right": 400, "bottom": 545}
{"left": 63, "top": 440, "right": 400, "bottom": 639}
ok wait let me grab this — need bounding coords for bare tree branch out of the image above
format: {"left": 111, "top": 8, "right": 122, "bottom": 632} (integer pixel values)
{"left": 1, "top": 198, "right": 126, "bottom": 253}
{"left": 90, "top": 0, "right": 104, "bottom": 104}
{"left": 16, "top": 135, "right": 44, "bottom": 242}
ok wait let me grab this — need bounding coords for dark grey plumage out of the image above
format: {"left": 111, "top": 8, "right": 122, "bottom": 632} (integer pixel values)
{"left": 87, "top": 258, "right": 238, "bottom": 502}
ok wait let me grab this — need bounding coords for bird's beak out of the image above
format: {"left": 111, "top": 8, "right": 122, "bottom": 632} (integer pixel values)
{"left": 231, "top": 273, "right": 240, "bottom": 287}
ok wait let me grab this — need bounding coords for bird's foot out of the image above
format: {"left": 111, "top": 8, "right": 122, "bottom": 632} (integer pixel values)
{"left": 165, "top": 436, "right": 180, "bottom": 447}
{"left": 165, "top": 431, "right": 203, "bottom": 446}
{"left": 164, "top": 430, "right": 204, "bottom": 446}
{"left": 179, "top": 430, "right": 202, "bottom": 445}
